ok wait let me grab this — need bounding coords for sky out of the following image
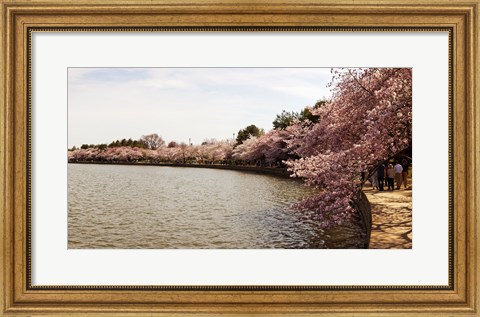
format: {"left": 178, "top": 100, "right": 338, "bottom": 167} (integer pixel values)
{"left": 68, "top": 67, "right": 333, "bottom": 147}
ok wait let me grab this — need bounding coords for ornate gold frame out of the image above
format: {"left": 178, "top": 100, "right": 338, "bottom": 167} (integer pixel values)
{"left": 1, "top": 0, "right": 478, "bottom": 315}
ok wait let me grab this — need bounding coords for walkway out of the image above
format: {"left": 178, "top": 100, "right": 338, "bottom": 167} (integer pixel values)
{"left": 364, "top": 186, "right": 412, "bottom": 249}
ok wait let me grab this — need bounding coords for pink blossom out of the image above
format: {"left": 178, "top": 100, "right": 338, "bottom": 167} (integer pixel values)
{"left": 287, "top": 68, "right": 412, "bottom": 227}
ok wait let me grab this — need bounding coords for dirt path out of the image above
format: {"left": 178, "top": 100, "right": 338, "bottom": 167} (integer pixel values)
{"left": 364, "top": 187, "right": 412, "bottom": 249}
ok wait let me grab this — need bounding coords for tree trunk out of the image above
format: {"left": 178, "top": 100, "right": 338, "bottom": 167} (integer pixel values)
{"left": 352, "top": 189, "right": 372, "bottom": 248}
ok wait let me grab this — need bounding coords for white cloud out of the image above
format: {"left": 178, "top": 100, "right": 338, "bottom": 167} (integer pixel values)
{"left": 68, "top": 68, "right": 334, "bottom": 147}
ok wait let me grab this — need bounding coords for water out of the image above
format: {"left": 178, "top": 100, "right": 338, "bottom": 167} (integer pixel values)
{"left": 68, "top": 163, "right": 364, "bottom": 249}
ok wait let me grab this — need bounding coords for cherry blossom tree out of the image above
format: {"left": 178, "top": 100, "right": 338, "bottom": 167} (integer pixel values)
{"left": 205, "top": 140, "right": 234, "bottom": 163}
{"left": 157, "top": 147, "right": 182, "bottom": 162}
{"left": 232, "top": 136, "right": 262, "bottom": 164}
{"left": 286, "top": 68, "right": 412, "bottom": 227}
{"left": 68, "top": 148, "right": 99, "bottom": 162}
{"left": 230, "top": 127, "right": 300, "bottom": 166}
{"left": 257, "top": 127, "right": 299, "bottom": 165}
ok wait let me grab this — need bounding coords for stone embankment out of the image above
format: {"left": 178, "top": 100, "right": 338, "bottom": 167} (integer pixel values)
{"left": 352, "top": 190, "right": 372, "bottom": 248}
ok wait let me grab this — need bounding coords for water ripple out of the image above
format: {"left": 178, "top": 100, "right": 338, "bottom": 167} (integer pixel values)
{"left": 68, "top": 164, "right": 363, "bottom": 249}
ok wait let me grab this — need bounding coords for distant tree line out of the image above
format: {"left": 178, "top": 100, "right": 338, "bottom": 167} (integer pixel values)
{"left": 69, "top": 101, "right": 329, "bottom": 167}
{"left": 71, "top": 133, "right": 165, "bottom": 151}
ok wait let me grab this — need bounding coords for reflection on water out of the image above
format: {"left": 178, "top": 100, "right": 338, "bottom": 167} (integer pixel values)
{"left": 68, "top": 164, "right": 364, "bottom": 249}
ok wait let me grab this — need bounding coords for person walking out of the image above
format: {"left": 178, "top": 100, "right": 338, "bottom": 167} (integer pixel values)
{"left": 377, "top": 163, "right": 385, "bottom": 191}
{"left": 386, "top": 163, "right": 395, "bottom": 190}
{"left": 394, "top": 161, "right": 403, "bottom": 190}
{"left": 401, "top": 159, "right": 410, "bottom": 189}
{"left": 370, "top": 169, "right": 379, "bottom": 189}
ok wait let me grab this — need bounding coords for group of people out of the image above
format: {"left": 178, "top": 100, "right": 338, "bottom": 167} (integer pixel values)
{"left": 370, "top": 159, "right": 410, "bottom": 191}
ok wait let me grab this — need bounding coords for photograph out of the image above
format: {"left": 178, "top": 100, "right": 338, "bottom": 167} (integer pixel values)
{"left": 67, "top": 67, "right": 412, "bottom": 249}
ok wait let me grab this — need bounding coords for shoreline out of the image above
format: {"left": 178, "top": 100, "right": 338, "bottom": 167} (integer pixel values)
{"left": 68, "top": 161, "right": 292, "bottom": 178}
